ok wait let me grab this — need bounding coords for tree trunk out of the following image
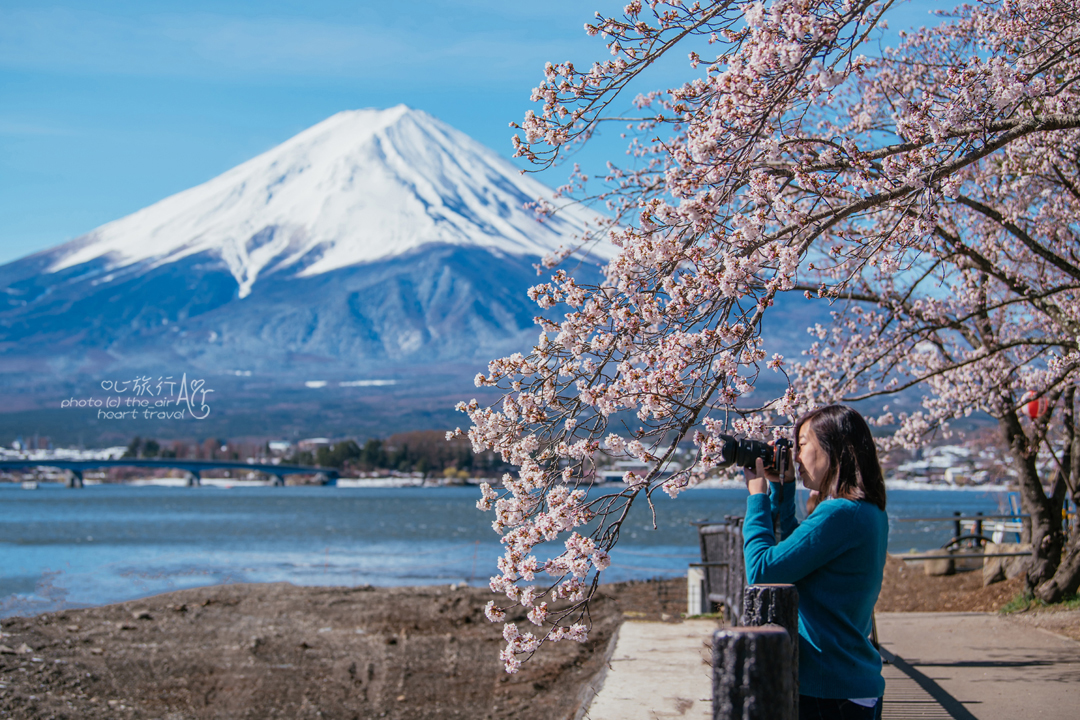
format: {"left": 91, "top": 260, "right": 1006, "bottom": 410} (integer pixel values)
{"left": 998, "top": 410, "right": 1063, "bottom": 593}
{"left": 1037, "top": 540, "right": 1080, "bottom": 602}
{"left": 1035, "top": 387, "right": 1080, "bottom": 603}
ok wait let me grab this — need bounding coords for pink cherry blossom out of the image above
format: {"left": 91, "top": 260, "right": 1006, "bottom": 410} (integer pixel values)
{"left": 467, "top": 0, "right": 1080, "bottom": 670}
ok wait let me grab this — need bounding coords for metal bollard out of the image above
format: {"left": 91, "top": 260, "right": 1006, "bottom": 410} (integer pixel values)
{"left": 743, "top": 584, "right": 799, "bottom": 717}
{"left": 712, "top": 626, "right": 794, "bottom": 720}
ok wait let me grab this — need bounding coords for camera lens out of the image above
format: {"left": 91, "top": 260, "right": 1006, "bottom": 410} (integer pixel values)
{"left": 716, "top": 434, "right": 791, "bottom": 472}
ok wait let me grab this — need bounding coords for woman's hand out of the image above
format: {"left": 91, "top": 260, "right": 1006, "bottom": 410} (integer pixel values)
{"left": 745, "top": 454, "right": 795, "bottom": 495}
{"left": 744, "top": 458, "right": 770, "bottom": 495}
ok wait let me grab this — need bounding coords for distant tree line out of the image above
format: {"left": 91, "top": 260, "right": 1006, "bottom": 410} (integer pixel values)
{"left": 121, "top": 431, "right": 506, "bottom": 478}
{"left": 286, "top": 431, "right": 507, "bottom": 477}
{"left": 123, "top": 437, "right": 251, "bottom": 461}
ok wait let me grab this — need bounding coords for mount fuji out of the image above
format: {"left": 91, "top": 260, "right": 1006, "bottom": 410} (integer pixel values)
{"left": 0, "top": 106, "right": 607, "bottom": 385}
{"left": 0, "top": 107, "right": 853, "bottom": 443}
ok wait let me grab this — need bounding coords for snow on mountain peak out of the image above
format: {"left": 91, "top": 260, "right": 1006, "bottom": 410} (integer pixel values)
{"left": 46, "top": 106, "right": 605, "bottom": 298}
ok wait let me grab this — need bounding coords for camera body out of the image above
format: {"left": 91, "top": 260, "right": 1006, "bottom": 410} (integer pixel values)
{"left": 717, "top": 434, "right": 793, "bottom": 477}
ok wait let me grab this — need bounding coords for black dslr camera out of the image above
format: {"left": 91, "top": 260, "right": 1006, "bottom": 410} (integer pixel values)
{"left": 716, "top": 435, "right": 793, "bottom": 478}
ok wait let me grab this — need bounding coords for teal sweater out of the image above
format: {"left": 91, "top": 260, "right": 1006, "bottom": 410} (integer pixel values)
{"left": 743, "top": 483, "right": 888, "bottom": 699}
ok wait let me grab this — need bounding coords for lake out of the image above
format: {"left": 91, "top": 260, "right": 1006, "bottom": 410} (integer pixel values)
{"left": 0, "top": 483, "right": 1012, "bottom": 617}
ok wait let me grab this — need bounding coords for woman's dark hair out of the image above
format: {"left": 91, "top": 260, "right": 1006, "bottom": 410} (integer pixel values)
{"left": 795, "top": 405, "right": 886, "bottom": 511}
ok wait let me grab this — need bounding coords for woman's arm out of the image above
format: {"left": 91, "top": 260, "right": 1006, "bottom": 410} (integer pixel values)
{"left": 745, "top": 457, "right": 798, "bottom": 537}
{"left": 743, "top": 497, "right": 855, "bottom": 585}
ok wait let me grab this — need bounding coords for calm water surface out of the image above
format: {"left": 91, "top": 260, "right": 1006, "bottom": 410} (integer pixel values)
{"left": 0, "top": 483, "right": 1009, "bottom": 616}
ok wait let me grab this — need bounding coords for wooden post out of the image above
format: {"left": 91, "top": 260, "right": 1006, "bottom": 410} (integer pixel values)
{"left": 742, "top": 584, "right": 799, "bottom": 717}
{"left": 712, "top": 626, "right": 794, "bottom": 720}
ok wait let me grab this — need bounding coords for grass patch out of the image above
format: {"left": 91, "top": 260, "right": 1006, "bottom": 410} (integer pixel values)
{"left": 1060, "top": 593, "right": 1080, "bottom": 610}
{"left": 999, "top": 591, "right": 1080, "bottom": 614}
{"left": 999, "top": 592, "right": 1034, "bottom": 614}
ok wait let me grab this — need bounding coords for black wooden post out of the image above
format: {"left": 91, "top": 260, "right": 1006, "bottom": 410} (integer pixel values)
{"left": 743, "top": 584, "right": 799, "bottom": 717}
{"left": 712, "top": 626, "right": 794, "bottom": 720}
{"left": 952, "top": 510, "right": 962, "bottom": 542}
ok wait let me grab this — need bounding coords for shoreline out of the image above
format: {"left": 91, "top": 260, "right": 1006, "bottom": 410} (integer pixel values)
{"left": 1, "top": 478, "right": 1016, "bottom": 491}
{"left": 0, "top": 483, "right": 1019, "bottom": 620}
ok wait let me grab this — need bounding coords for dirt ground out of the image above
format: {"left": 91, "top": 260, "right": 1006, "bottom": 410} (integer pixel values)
{"left": 0, "top": 579, "right": 686, "bottom": 720}
{"left": 876, "top": 555, "right": 1026, "bottom": 613}
{"left": 876, "top": 555, "right": 1080, "bottom": 641}
{"left": 0, "top": 560, "right": 1075, "bottom": 720}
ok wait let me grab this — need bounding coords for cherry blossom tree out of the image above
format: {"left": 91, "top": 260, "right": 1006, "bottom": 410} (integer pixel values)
{"left": 791, "top": 126, "right": 1080, "bottom": 602}
{"left": 457, "top": 0, "right": 1080, "bottom": 671}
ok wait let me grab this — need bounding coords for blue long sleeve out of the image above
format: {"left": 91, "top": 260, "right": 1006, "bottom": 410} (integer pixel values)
{"left": 769, "top": 480, "right": 798, "bottom": 541}
{"left": 743, "top": 491, "right": 888, "bottom": 700}
{"left": 744, "top": 488, "right": 852, "bottom": 585}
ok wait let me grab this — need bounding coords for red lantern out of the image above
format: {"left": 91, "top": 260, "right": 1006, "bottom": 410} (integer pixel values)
{"left": 1026, "top": 397, "right": 1048, "bottom": 420}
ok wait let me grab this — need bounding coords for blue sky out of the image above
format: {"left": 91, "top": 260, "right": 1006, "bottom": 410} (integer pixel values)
{"left": 0, "top": 0, "right": 941, "bottom": 266}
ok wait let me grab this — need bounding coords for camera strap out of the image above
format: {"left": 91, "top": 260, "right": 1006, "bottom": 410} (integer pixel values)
{"left": 773, "top": 481, "right": 785, "bottom": 542}
{"left": 773, "top": 446, "right": 789, "bottom": 542}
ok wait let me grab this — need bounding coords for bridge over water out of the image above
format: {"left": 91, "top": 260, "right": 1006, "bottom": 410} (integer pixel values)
{"left": 0, "top": 459, "right": 338, "bottom": 487}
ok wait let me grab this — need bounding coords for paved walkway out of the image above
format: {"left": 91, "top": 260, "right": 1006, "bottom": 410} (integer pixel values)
{"left": 581, "top": 613, "right": 1079, "bottom": 720}
{"left": 876, "top": 612, "right": 1080, "bottom": 720}
{"left": 582, "top": 619, "right": 717, "bottom": 720}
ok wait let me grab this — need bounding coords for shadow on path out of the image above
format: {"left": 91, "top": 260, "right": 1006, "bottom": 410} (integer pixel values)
{"left": 880, "top": 647, "right": 979, "bottom": 720}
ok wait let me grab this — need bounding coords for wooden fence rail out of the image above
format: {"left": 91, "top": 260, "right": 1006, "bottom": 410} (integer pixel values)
{"left": 697, "top": 517, "right": 746, "bottom": 622}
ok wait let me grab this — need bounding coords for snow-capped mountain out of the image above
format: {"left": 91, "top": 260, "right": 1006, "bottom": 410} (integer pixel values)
{"left": 0, "top": 106, "right": 607, "bottom": 379}
{"left": 45, "top": 105, "right": 603, "bottom": 298}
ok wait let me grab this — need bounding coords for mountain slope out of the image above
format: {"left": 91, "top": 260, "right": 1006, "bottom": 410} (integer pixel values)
{"left": 33, "top": 105, "right": 602, "bottom": 299}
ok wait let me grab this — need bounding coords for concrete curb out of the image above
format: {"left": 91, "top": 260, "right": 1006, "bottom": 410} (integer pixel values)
{"left": 572, "top": 623, "right": 623, "bottom": 720}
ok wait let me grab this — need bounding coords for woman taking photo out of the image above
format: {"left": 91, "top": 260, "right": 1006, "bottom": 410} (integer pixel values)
{"left": 743, "top": 404, "right": 888, "bottom": 720}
